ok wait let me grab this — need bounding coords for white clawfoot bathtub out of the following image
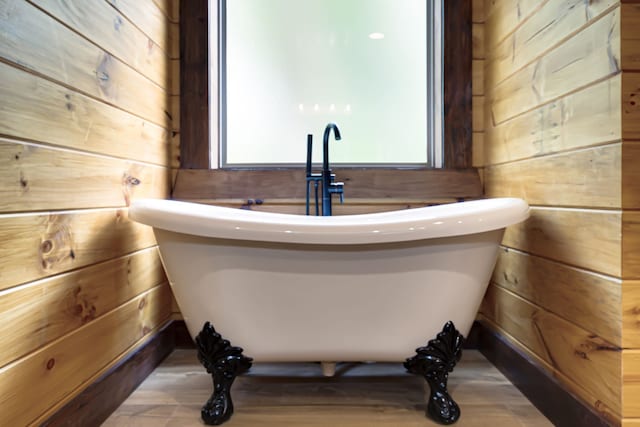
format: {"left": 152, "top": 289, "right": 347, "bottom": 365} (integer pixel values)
{"left": 129, "top": 197, "right": 529, "bottom": 424}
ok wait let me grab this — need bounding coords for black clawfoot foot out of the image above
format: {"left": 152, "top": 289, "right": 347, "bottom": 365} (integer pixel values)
{"left": 404, "top": 321, "right": 465, "bottom": 425}
{"left": 196, "top": 322, "right": 253, "bottom": 425}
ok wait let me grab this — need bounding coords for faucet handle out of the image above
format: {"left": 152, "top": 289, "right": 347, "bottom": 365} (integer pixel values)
{"left": 329, "top": 182, "right": 344, "bottom": 191}
{"left": 329, "top": 182, "right": 344, "bottom": 204}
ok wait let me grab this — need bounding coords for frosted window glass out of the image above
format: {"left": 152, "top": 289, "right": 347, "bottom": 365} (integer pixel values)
{"left": 222, "top": 0, "right": 430, "bottom": 166}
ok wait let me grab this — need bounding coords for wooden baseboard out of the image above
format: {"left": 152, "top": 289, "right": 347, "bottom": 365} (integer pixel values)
{"left": 464, "top": 320, "right": 480, "bottom": 349}
{"left": 474, "top": 322, "right": 612, "bottom": 427}
{"left": 173, "top": 319, "right": 196, "bottom": 348}
{"left": 41, "top": 321, "right": 176, "bottom": 427}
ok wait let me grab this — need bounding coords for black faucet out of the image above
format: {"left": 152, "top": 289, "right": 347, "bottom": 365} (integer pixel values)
{"left": 305, "top": 123, "right": 344, "bottom": 216}
{"left": 321, "top": 123, "right": 344, "bottom": 216}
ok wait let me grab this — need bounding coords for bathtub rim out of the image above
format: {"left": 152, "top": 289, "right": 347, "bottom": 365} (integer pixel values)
{"left": 128, "top": 197, "right": 529, "bottom": 245}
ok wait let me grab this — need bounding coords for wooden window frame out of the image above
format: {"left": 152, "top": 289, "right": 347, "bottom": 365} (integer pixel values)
{"left": 176, "top": 0, "right": 477, "bottom": 201}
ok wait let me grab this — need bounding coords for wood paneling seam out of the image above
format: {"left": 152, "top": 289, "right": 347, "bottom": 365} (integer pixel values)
{"left": 26, "top": 316, "right": 174, "bottom": 427}
{"left": 24, "top": 0, "right": 170, "bottom": 90}
{"left": 490, "top": 281, "right": 622, "bottom": 347}
{"left": 484, "top": 0, "right": 550, "bottom": 50}
{"left": 497, "top": 245, "right": 624, "bottom": 282}
{"left": 482, "top": 139, "right": 623, "bottom": 168}
{"left": 0, "top": 55, "right": 171, "bottom": 131}
{"left": 486, "top": 2, "right": 620, "bottom": 88}
{"left": 103, "top": 0, "right": 174, "bottom": 58}
{"left": 0, "top": 136, "right": 172, "bottom": 170}
{"left": 489, "top": 71, "right": 622, "bottom": 128}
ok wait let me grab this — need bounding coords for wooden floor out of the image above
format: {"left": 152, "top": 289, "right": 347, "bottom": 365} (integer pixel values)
{"left": 102, "top": 349, "right": 552, "bottom": 427}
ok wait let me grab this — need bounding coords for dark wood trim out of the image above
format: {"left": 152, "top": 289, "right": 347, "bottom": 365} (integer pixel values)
{"left": 174, "top": 320, "right": 196, "bottom": 348}
{"left": 475, "top": 322, "right": 614, "bottom": 427}
{"left": 41, "top": 321, "right": 176, "bottom": 427}
{"left": 172, "top": 168, "right": 482, "bottom": 200}
{"left": 463, "top": 320, "right": 480, "bottom": 349}
{"left": 180, "top": 0, "right": 210, "bottom": 169}
{"left": 443, "top": 0, "right": 472, "bottom": 168}
{"left": 179, "top": 0, "right": 473, "bottom": 170}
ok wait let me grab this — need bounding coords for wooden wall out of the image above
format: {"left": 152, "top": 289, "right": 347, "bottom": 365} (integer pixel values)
{"left": 7, "top": 0, "right": 635, "bottom": 424}
{"left": 0, "top": 0, "right": 179, "bottom": 425}
{"left": 479, "top": 0, "right": 640, "bottom": 425}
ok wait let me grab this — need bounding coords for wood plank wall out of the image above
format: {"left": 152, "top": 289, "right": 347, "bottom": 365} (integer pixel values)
{"left": 0, "top": 1, "right": 178, "bottom": 425}
{"left": 478, "top": 1, "right": 640, "bottom": 425}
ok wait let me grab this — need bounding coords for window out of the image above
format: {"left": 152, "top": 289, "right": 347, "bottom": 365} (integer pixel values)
{"left": 180, "top": 0, "right": 472, "bottom": 171}
{"left": 211, "top": 0, "right": 442, "bottom": 168}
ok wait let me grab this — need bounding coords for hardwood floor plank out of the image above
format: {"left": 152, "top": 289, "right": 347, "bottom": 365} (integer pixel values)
{"left": 103, "top": 349, "right": 552, "bottom": 427}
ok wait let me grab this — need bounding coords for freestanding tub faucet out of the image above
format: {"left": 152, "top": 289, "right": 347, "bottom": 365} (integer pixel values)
{"left": 305, "top": 124, "right": 344, "bottom": 216}
{"left": 321, "top": 123, "right": 344, "bottom": 216}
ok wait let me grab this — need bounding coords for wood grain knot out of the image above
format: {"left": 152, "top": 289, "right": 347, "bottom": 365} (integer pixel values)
{"left": 138, "top": 298, "right": 147, "bottom": 310}
{"left": 122, "top": 173, "right": 141, "bottom": 206}
{"left": 46, "top": 358, "right": 55, "bottom": 370}
{"left": 82, "top": 305, "right": 97, "bottom": 323}
{"left": 96, "top": 53, "right": 115, "bottom": 98}
{"left": 73, "top": 304, "right": 84, "bottom": 316}
{"left": 96, "top": 71, "right": 109, "bottom": 82}
{"left": 72, "top": 289, "right": 97, "bottom": 323}
{"left": 574, "top": 350, "right": 589, "bottom": 360}
{"left": 40, "top": 214, "right": 74, "bottom": 270}
{"left": 125, "top": 176, "right": 141, "bottom": 186}
{"left": 40, "top": 240, "right": 53, "bottom": 253}
{"left": 142, "top": 326, "right": 152, "bottom": 335}
{"left": 113, "top": 15, "right": 123, "bottom": 31}
{"left": 19, "top": 172, "right": 28, "bottom": 189}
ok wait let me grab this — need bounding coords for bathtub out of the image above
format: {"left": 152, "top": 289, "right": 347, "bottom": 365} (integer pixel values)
{"left": 129, "top": 197, "right": 529, "bottom": 425}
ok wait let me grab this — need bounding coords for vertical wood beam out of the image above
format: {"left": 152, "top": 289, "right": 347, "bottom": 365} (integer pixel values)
{"left": 180, "top": 0, "right": 210, "bottom": 168}
{"left": 443, "top": 0, "right": 473, "bottom": 168}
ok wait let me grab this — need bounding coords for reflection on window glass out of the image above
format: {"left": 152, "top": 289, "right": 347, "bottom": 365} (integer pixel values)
{"left": 221, "top": 0, "right": 436, "bottom": 166}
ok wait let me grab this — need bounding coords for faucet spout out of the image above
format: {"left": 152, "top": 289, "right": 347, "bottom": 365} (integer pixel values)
{"left": 322, "top": 123, "right": 341, "bottom": 173}
{"left": 321, "top": 123, "right": 342, "bottom": 216}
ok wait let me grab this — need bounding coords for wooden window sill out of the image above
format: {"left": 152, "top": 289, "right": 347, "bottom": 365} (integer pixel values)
{"left": 172, "top": 168, "right": 482, "bottom": 212}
